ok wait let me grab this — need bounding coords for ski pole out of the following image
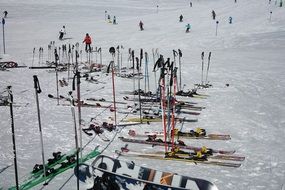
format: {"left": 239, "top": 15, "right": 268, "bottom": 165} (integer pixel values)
{"left": 173, "top": 50, "right": 178, "bottom": 68}
{"left": 73, "top": 50, "right": 82, "bottom": 158}
{"left": 2, "top": 18, "right": 6, "bottom": 54}
{"left": 178, "top": 49, "right": 182, "bottom": 91}
{"left": 32, "top": 48, "right": 35, "bottom": 67}
{"left": 55, "top": 49, "right": 60, "bottom": 105}
{"left": 205, "top": 52, "right": 212, "bottom": 84}
{"left": 137, "top": 57, "right": 142, "bottom": 123}
{"left": 132, "top": 50, "right": 136, "bottom": 105}
{"left": 152, "top": 48, "right": 158, "bottom": 92}
{"left": 7, "top": 86, "right": 19, "bottom": 190}
{"left": 107, "top": 61, "right": 117, "bottom": 126}
{"left": 33, "top": 75, "right": 48, "bottom": 186}
{"left": 68, "top": 91, "right": 79, "bottom": 190}
{"left": 201, "top": 52, "right": 204, "bottom": 86}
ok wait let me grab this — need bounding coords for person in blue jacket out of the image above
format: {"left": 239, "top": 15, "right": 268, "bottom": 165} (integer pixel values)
{"left": 185, "top": 23, "right": 191, "bottom": 33}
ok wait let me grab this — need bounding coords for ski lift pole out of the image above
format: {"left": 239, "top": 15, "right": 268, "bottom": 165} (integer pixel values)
{"left": 33, "top": 75, "right": 48, "bottom": 186}
{"left": 7, "top": 86, "right": 19, "bottom": 190}
{"left": 2, "top": 18, "right": 6, "bottom": 54}
{"left": 68, "top": 91, "right": 79, "bottom": 190}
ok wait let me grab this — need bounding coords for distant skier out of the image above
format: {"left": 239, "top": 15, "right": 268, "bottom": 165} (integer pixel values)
{"left": 139, "top": 20, "right": 144, "bottom": 31}
{"left": 83, "top": 33, "right": 92, "bottom": 52}
{"left": 229, "top": 16, "right": 233, "bottom": 24}
{"left": 185, "top": 23, "right": 191, "bottom": 33}
{"left": 3, "top": 11, "right": 8, "bottom": 18}
{"left": 107, "top": 14, "right": 111, "bottom": 23}
{"left": 179, "top": 14, "right": 183, "bottom": 22}
{"left": 211, "top": 10, "right": 216, "bottom": 20}
{"left": 190, "top": 2, "right": 192, "bottom": 7}
{"left": 113, "top": 16, "right": 117, "bottom": 24}
{"left": 59, "top": 26, "right": 66, "bottom": 40}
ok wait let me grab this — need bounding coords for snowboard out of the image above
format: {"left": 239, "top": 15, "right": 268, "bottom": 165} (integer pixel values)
{"left": 75, "top": 154, "right": 219, "bottom": 190}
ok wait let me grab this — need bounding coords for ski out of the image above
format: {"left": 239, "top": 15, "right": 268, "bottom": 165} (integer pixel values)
{"left": 86, "top": 97, "right": 127, "bottom": 105}
{"left": 128, "top": 129, "right": 231, "bottom": 140}
{"left": 60, "top": 102, "right": 112, "bottom": 109}
{"left": 74, "top": 154, "right": 219, "bottom": 190}
{"left": 118, "top": 151, "right": 241, "bottom": 168}
{"left": 118, "top": 137, "right": 235, "bottom": 154}
{"left": 47, "top": 94, "right": 69, "bottom": 101}
{"left": 118, "top": 147, "right": 244, "bottom": 162}
{"left": 29, "top": 66, "right": 56, "bottom": 69}
{"left": 9, "top": 147, "right": 100, "bottom": 190}
{"left": 123, "top": 116, "right": 198, "bottom": 123}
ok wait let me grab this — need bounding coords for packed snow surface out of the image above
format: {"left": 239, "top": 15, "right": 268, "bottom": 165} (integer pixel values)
{"left": 0, "top": 0, "right": 285, "bottom": 189}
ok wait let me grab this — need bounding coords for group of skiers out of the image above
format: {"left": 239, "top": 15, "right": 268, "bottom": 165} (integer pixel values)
{"left": 56, "top": 6, "right": 238, "bottom": 54}
{"left": 58, "top": 25, "right": 92, "bottom": 52}
{"left": 178, "top": 14, "right": 191, "bottom": 33}
{"left": 107, "top": 14, "right": 117, "bottom": 24}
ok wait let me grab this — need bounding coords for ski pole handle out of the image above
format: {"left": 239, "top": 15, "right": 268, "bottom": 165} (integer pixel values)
{"left": 33, "top": 75, "right": 42, "bottom": 93}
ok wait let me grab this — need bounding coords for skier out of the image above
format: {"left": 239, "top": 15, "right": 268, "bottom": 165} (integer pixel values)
{"left": 83, "top": 33, "right": 92, "bottom": 52}
{"left": 185, "top": 23, "right": 191, "bottom": 33}
{"left": 59, "top": 26, "right": 66, "bottom": 40}
{"left": 107, "top": 14, "right": 111, "bottom": 23}
{"left": 229, "top": 16, "right": 233, "bottom": 24}
{"left": 3, "top": 11, "right": 8, "bottom": 18}
{"left": 179, "top": 14, "right": 183, "bottom": 22}
{"left": 190, "top": 2, "right": 192, "bottom": 7}
{"left": 113, "top": 16, "right": 117, "bottom": 24}
{"left": 139, "top": 20, "right": 144, "bottom": 31}
{"left": 211, "top": 10, "right": 216, "bottom": 20}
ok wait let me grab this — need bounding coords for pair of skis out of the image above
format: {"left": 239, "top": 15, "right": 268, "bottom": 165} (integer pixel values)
{"left": 128, "top": 129, "right": 231, "bottom": 140}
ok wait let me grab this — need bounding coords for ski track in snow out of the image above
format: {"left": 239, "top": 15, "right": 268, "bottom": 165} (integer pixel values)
{"left": 1, "top": 0, "right": 285, "bottom": 189}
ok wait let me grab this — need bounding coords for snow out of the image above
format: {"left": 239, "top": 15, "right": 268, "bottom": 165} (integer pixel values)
{"left": 0, "top": 0, "right": 285, "bottom": 189}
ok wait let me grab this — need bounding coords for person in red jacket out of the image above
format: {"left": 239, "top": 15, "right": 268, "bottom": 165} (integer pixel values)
{"left": 83, "top": 33, "right": 92, "bottom": 52}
